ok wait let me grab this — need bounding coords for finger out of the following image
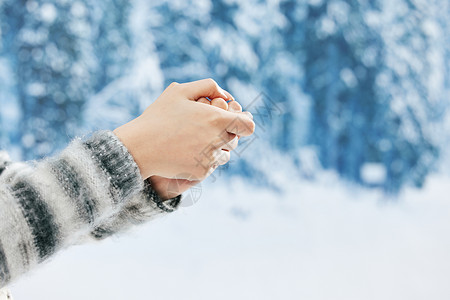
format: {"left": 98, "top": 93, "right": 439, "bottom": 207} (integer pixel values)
{"left": 222, "top": 135, "right": 239, "bottom": 151}
{"left": 221, "top": 111, "right": 255, "bottom": 137}
{"left": 204, "top": 166, "right": 217, "bottom": 179}
{"left": 228, "top": 100, "right": 242, "bottom": 113}
{"left": 197, "top": 97, "right": 211, "bottom": 105}
{"left": 213, "top": 149, "right": 231, "bottom": 166}
{"left": 228, "top": 101, "right": 243, "bottom": 140}
{"left": 215, "top": 131, "right": 238, "bottom": 148}
{"left": 181, "top": 78, "right": 231, "bottom": 101}
{"left": 210, "top": 98, "right": 228, "bottom": 110}
{"left": 222, "top": 89, "right": 234, "bottom": 101}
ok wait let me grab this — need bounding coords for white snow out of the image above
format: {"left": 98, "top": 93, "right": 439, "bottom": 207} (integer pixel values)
{"left": 9, "top": 172, "right": 450, "bottom": 300}
{"left": 340, "top": 68, "right": 358, "bottom": 88}
{"left": 0, "top": 151, "right": 10, "bottom": 163}
{"left": 21, "top": 134, "right": 36, "bottom": 148}
{"left": 40, "top": 3, "right": 57, "bottom": 24}
{"left": 70, "top": 2, "right": 87, "bottom": 18}
{"left": 26, "top": 82, "right": 46, "bottom": 97}
{"left": 360, "top": 163, "right": 387, "bottom": 185}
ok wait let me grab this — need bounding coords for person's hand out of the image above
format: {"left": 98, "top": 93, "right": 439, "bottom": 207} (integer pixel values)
{"left": 113, "top": 79, "right": 255, "bottom": 183}
{"left": 149, "top": 97, "right": 245, "bottom": 200}
{"left": 197, "top": 96, "right": 243, "bottom": 154}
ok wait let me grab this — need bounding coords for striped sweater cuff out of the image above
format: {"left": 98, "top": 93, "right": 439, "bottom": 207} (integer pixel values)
{"left": 83, "top": 130, "right": 144, "bottom": 202}
{"left": 82, "top": 130, "right": 182, "bottom": 238}
{"left": 146, "top": 179, "right": 181, "bottom": 213}
{"left": 91, "top": 180, "right": 181, "bottom": 239}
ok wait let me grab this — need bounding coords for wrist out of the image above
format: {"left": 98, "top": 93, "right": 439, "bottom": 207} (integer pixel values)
{"left": 147, "top": 178, "right": 172, "bottom": 200}
{"left": 113, "top": 120, "right": 156, "bottom": 180}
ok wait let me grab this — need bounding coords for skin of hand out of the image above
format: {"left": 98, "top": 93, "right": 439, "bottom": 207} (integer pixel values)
{"left": 150, "top": 97, "right": 245, "bottom": 199}
{"left": 113, "top": 78, "right": 255, "bottom": 199}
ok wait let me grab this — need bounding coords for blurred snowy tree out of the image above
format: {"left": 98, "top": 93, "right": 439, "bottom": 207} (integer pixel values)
{"left": 298, "top": 0, "right": 444, "bottom": 190}
{"left": 147, "top": 0, "right": 212, "bottom": 83}
{"left": 91, "top": 0, "right": 131, "bottom": 92}
{"left": 0, "top": 0, "right": 448, "bottom": 190}
{"left": 371, "top": 0, "right": 446, "bottom": 189}
{"left": 1, "top": 0, "right": 96, "bottom": 159}
{"left": 81, "top": 0, "right": 164, "bottom": 132}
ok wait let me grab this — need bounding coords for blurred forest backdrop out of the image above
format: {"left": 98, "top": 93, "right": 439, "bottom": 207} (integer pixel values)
{"left": 1, "top": 0, "right": 449, "bottom": 192}
{"left": 4, "top": 2, "right": 450, "bottom": 298}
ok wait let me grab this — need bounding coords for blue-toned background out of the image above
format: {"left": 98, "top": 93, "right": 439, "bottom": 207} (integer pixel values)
{"left": 1, "top": 0, "right": 450, "bottom": 299}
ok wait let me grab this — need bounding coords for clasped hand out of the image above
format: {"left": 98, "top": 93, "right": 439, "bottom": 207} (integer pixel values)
{"left": 113, "top": 79, "right": 255, "bottom": 200}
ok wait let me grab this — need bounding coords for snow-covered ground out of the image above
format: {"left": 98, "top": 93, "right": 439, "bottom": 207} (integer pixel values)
{"left": 9, "top": 172, "right": 450, "bottom": 300}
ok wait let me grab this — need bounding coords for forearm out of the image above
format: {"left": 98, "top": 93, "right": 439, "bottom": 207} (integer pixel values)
{"left": 0, "top": 131, "right": 180, "bottom": 287}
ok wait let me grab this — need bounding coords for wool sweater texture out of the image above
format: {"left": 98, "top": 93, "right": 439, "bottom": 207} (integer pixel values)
{"left": 0, "top": 131, "right": 181, "bottom": 288}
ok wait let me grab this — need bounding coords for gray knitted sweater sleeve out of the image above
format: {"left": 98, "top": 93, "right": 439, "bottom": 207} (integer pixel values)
{"left": 0, "top": 131, "right": 181, "bottom": 288}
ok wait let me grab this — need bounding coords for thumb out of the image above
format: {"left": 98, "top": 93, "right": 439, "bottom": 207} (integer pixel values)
{"left": 181, "top": 78, "right": 233, "bottom": 101}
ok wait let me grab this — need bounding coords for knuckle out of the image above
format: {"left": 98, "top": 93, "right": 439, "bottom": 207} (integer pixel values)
{"left": 208, "top": 109, "right": 224, "bottom": 126}
{"left": 169, "top": 81, "right": 179, "bottom": 88}
{"left": 247, "top": 120, "right": 256, "bottom": 134}
{"left": 229, "top": 101, "right": 242, "bottom": 112}
{"left": 205, "top": 78, "right": 218, "bottom": 88}
{"left": 250, "top": 121, "right": 256, "bottom": 134}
